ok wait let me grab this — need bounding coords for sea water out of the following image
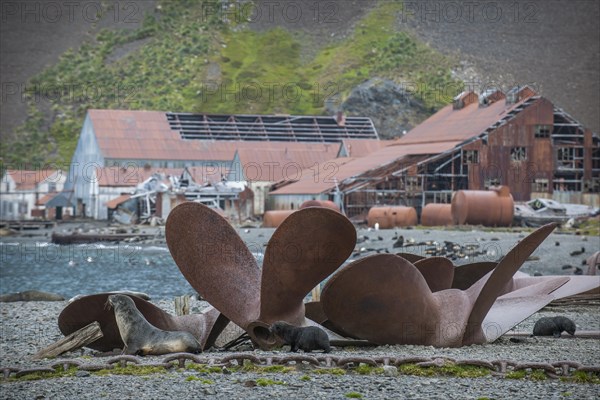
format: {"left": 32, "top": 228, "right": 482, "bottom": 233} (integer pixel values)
{"left": 0, "top": 239, "right": 195, "bottom": 299}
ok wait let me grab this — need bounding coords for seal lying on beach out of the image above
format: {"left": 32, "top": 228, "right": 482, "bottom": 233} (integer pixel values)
{"left": 270, "top": 321, "right": 331, "bottom": 353}
{"left": 533, "top": 316, "right": 576, "bottom": 338}
{"left": 107, "top": 294, "right": 201, "bottom": 355}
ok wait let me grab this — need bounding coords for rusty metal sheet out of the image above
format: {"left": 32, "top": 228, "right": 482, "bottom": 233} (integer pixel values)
{"left": 482, "top": 277, "right": 569, "bottom": 342}
{"left": 321, "top": 223, "right": 567, "bottom": 347}
{"left": 395, "top": 253, "right": 425, "bottom": 263}
{"left": 258, "top": 207, "right": 355, "bottom": 324}
{"left": 166, "top": 202, "right": 355, "bottom": 349}
{"left": 462, "top": 223, "right": 557, "bottom": 345}
{"left": 452, "top": 262, "right": 497, "bottom": 290}
{"left": 398, "top": 92, "right": 537, "bottom": 145}
{"left": 321, "top": 254, "right": 445, "bottom": 345}
{"left": 58, "top": 293, "right": 224, "bottom": 351}
{"left": 413, "top": 257, "right": 454, "bottom": 292}
{"left": 166, "top": 202, "right": 261, "bottom": 329}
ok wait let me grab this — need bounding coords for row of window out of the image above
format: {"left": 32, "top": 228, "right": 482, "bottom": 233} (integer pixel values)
{"left": 463, "top": 147, "right": 589, "bottom": 165}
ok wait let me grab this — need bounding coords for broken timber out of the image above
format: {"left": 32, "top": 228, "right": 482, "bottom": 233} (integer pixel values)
{"left": 33, "top": 322, "right": 103, "bottom": 360}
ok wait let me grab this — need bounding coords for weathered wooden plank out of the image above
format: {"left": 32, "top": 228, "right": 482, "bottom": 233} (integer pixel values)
{"left": 33, "top": 322, "right": 103, "bottom": 360}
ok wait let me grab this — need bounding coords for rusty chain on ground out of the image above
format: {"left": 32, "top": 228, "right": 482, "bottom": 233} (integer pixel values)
{"left": 2, "top": 353, "right": 599, "bottom": 381}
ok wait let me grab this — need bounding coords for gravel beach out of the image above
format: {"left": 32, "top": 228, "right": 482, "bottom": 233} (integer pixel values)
{"left": 1, "top": 225, "right": 599, "bottom": 399}
{"left": 1, "top": 299, "right": 599, "bottom": 400}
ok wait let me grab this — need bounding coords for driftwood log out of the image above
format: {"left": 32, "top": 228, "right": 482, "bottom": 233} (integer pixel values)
{"left": 33, "top": 321, "right": 103, "bottom": 360}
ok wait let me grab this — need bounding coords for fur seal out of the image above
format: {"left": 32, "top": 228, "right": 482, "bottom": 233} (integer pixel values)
{"left": 107, "top": 294, "right": 201, "bottom": 355}
{"left": 533, "top": 316, "right": 576, "bottom": 337}
{"left": 270, "top": 321, "right": 331, "bottom": 353}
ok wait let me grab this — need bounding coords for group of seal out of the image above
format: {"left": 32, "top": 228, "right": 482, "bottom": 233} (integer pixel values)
{"left": 270, "top": 321, "right": 331, "bottom": 353}
{"left": 533, "top": 316, "right": 576, "bottom": 338}
{"left": 107, "top": 294, "right": 201, "bottom": 355}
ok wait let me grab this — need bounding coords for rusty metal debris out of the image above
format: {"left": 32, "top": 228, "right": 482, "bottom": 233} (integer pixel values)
{"left": 165, "top": 202, "right": 355, "bottom": 349}
{"left": 58, "top": 204, "right": 599, "bottom": 353}
{"left": 321, "top": 222, "right": 599, "bottom": 347}
{"left": 58, "top": 293, "right": 226, "bottom": 352}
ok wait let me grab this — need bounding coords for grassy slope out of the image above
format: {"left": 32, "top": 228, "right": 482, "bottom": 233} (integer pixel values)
{"left": 0, "top": 0, "right": 461, "bottom": 166}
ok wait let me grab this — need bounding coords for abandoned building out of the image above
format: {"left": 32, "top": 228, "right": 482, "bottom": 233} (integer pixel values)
{"left": 269, "top": 87, "right": 600, "bottom": 218}
{"left": 65, "top": 109, "right": 380, "bottom": 220}
{"left": 0, "top": 169, "right": 69, "bottom": 220}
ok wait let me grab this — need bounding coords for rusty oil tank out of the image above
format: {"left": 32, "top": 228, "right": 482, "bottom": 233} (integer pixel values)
{"left": 451, "top": 186, "right": 514, "bottom": 226}
{"left": 367, "top": 206, "right": 418, "bottom": 229}
{"left": 299, "top": 200, "right": 341, "bottom": 213}
{"left": 421, "top": 203, "right": 453, "bottom": 226}
{"left": 262, "top": 210, "right": 296, "bottom": 228}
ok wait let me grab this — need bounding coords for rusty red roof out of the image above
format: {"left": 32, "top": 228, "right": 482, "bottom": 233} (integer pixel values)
{"left": 271, "top": 140, "right": 459, "bottom": 195}
{"left": 88, "top": 110, "right": 381, "bottom": 162}
{"left": 233, "top": 143, "right": 341, "bottom": 182}
{"left": 338, "top": 139, "right": 389, "bottom": 157}
{"left": 271, "top": 91, "right": 540, "bottom": 195}
{"left": 5, "top": 170, "right": 59, "bottom": 191}
{"left": 35, "top": 192, "right": 58, "bottom": 206}
{"left": 399, "top": 91, "right": 536, "bottom": 145}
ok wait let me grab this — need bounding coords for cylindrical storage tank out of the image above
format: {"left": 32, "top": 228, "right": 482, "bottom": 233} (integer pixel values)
{"left": 299, "top": 200, "right": 341, "bottom": 213}
{"left": 367, "top": 206, "right": 418, "bottom": 229}
{"left": 421, "top": 204, "right": 453, "bottom": 226}
{"left": 451, "top": 186, "right": 514, "bottom": 226}
{"left": 262, "top": 210, "right": 295, "bottom": 228}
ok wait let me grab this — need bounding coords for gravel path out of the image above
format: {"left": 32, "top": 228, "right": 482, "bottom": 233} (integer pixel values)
{"left": 1, "top": 300, "right": 598, "bottom": 399}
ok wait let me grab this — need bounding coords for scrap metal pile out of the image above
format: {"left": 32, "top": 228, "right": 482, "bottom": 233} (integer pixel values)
{"left": 59, "top": 203, "right": 600, "bottom": 352}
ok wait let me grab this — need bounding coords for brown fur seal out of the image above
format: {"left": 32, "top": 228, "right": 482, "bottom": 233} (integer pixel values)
{"left": 270, "top": 321, "right": 331, "bottom": 353}
{"left": 107, "top": 294, "right": 201, "bottom": 355}
{"left": 533, "top": 316, "right": 576, "bottom": 338}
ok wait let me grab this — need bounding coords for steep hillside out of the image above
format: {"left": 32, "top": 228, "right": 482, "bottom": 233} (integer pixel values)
{"left": 2, "top": 0, "right": 597, "bottom": 167}
{"left": 1, "top": 0, "right": 459, "bottom": 165}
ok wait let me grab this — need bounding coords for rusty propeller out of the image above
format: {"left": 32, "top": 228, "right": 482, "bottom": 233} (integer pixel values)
{"left": 321, "top": 223, "right": 568, "bottom": 347}
{"left": 166, "top": 202, "right": 356, "bottom": 349}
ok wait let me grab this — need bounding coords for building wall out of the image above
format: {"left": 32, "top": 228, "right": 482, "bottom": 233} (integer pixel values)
{"left": 0, "top": 172, "right": 66, "bottom": 220}
{"left": 467, "top": 98, "right": 555, "bottom": 201}
{"left": 68, "top": 114, "right": 105, "bottom": 217}
{"left": 267, "top": 193, "right": 328, "bottom": 211}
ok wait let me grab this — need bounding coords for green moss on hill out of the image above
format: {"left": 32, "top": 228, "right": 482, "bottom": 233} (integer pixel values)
{"left": 1, "top": 0, "right": 460, "bottom": 165}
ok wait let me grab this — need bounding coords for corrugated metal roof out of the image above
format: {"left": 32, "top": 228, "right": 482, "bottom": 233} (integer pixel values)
{"left": 270, "top": 91, "right": 540, "bottom": 196}
{"left": 5, "top": 170, "right": 59, "bottom": 191}
{"left": 234, "top": 142, "right": 341, "bottom": 182}
{"left": 166, "top": 113, "right": 379, "bottom": 141}
{"left": 88, "top": 110, "right": 381, "bottom": 162}
{"left": 270, "top": 141, "right": 462, "bottom": 195}
{"left": 399, "top": 92, "right": 535, "bottom": 145}
{"left": 35, "top": 192, "right": 58, "bottom": 206}
{"left": 338, "top": 139, "right": 389, "bottom": 157}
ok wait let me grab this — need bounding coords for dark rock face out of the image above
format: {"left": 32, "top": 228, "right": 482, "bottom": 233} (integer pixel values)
{"left": 326, "top": 77, "right": 430, "bottom": 139}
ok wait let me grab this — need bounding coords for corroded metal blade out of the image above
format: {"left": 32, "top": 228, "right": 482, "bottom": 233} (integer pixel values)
{"left": 57, "top": 293, "right": 224, "bottom": 351}
{"left": 413, "top": 257, "right": 454, "bottom": 292}
{"left": 247, "top": 208, "right": 356, "bottom": 348}
{"left": 395, "top": 252, "right": 425, "bottom": 263}
{"left": 452, "top": 262, "right": 497, "bottom": 290}
{"left": 259, "top": 207, "right": 356, "bottom": 323}
{"left": 166, "top": 202, "right": 261, "bottom": 329}
{"left": 462, "top": 223, "right": 557, "bottom": 345}
{"left": 321, "top": 254, "right": 440, "bottom": 345}
{"left": 481, "top": 277, "right": 569, "bottom": 342}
